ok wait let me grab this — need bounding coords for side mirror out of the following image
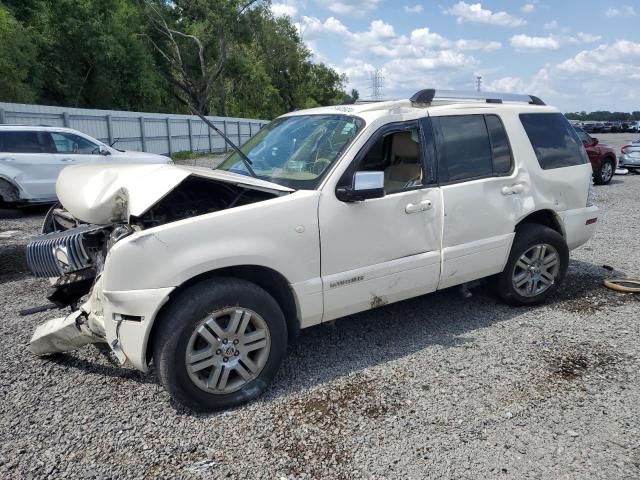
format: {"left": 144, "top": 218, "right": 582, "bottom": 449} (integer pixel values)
{"left": 591, "top": 137, "right": 599, "bottom": 146}
{"left": 99, "top": 145, "right": 111, "bottom": 156}
{"left": 336, "top": 171, "right": 385, "bottom": 202}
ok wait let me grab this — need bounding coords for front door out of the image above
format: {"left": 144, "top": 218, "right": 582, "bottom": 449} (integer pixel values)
{"left": 319, "top": 120, "right": 442, "bottom": 321}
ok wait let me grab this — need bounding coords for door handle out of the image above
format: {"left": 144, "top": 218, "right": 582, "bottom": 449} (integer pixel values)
{"left": 0, "top": 157, "right": 15, "bottom": 162}
{"left": 61, "top": 158, "right": 75, "bottom": 162}
{"left": 501, "top": 184, "right": 524, "bottom": 196}
{"left": 405, "top": 199, "right": 432, "bottom": 214}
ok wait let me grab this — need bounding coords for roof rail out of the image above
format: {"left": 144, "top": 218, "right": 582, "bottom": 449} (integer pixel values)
{"left": 410, "top": 89, "right": 545, "bottom": 107}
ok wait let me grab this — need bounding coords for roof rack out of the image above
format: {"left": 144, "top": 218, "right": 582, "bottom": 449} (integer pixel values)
{"left": 410, "top": 89, "right": 545, "bottom": 107}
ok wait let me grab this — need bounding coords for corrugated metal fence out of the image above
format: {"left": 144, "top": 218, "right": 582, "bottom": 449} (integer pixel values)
{"left": 0, "top": 102, "right": 269, "bottom": 156}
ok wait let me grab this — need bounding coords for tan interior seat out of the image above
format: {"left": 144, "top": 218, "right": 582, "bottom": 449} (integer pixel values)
{"left": 384, "top": 131, "right": 422, "bottom": 193}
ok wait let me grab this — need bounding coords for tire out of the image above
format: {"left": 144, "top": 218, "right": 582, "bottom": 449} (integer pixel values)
{"left": 153, "top": 277, "right": 288, "bottom": 411}
{"left": 593, "top": 158, "right": 615, "bottom": 185}
{"left": 495, "top": 224, "right": 569, "bottom": 306}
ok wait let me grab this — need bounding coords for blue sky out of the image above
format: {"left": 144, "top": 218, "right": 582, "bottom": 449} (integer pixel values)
{"left": 270, "top": 1, "right": 640, "bottom": 112}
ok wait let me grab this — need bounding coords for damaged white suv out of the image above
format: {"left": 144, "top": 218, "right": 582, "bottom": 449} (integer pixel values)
{"left": 27, "top": 90, "right": 598, "bottom": 410}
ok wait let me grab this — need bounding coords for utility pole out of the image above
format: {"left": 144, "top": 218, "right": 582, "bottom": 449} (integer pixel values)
{"left": 370, "top": 69, "right": 385, "bottom": 100}
{"left": 476, "top": 75, "right": 482, "bottom": 93}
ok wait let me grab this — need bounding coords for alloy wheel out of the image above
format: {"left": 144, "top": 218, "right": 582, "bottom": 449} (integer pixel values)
{"left": 512, "top": 244, "right": 560, "bottom": 297}
{"left": 185, "top": 307, "right": 271, "bottom": 394}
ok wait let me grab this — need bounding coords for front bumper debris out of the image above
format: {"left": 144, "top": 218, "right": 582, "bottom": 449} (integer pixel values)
{"left": 30, "top": 309, "right": 105, "bottom": 355}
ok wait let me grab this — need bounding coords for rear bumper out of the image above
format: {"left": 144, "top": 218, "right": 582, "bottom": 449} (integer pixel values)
{"left": 619, "top": 154, "right": 640, "bottom": 168}
{"left": 560, "top": 206, "right": 599, "bottom": 250}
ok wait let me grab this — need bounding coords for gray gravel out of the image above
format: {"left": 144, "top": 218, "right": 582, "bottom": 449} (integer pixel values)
{"left": 1, "top": 167, "right": 639, "bottom": 479}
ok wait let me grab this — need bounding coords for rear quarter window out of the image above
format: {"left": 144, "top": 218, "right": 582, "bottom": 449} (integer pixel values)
{"left": 520, "top": 113, "right": 588, "bottom": 169}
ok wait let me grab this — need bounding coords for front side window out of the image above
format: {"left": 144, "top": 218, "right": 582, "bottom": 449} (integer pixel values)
{"left": 0, "top": 131, "right": 56, "bottom": 154}
{"left": 353, "top": 127, "right": 424, "bottom": 194}
{"left": 216, "top": 114, "right": 364, "bottom": 189}
{"left": 520, "top": 113, "right": 588, "bottom": 169}
{"left": 50, "top": 132, "right": 99, "bottom": 154}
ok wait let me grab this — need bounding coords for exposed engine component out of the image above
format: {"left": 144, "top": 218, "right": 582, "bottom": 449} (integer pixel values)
{"left": 131, "top": 176, "right": 278, "bottom": 229}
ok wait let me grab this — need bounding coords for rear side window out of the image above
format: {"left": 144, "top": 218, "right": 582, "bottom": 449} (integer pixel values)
{"left": 486, "top": 115, "right": 512, "bottom": 174}
{"left": 435, "top": 115, "right": 493, "bottom": 182}
{"left": 433, "top": 114, "right": 513, "bottom": 182}
{"left": 0, "top": 131, "right": 56, "bottom": 154}
{"left": 520, "top": 113, "right": 588, "bottom": 169}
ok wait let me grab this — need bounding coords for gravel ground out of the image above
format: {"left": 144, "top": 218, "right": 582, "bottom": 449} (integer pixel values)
{"left": 1, "top": 168, "right": 639, "bottom": 479}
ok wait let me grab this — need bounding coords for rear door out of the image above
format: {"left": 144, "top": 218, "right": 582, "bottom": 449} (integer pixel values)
{"left": 430, "top": 113, "right": 523, "bottom": 289}
{"left": 0, "top": 130, "right": 61, "bottom": 200}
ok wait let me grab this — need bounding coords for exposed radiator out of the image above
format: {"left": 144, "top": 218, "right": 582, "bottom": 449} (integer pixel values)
{"left": 26, "top": 225, "right": 104, "bottom": 278}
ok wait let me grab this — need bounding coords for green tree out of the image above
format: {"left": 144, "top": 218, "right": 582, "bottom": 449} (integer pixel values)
{"left": 0, "top": 5, "right": 39, "bottom": 102}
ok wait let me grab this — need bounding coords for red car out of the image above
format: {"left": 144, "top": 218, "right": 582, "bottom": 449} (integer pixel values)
{"left": 575, "top": 127, "right": 617, "bottom": 185}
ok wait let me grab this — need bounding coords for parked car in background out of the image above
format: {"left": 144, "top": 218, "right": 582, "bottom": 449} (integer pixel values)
{"left": 0, "top": 126, "right": 172, "bottom": 207}
{"left": 574, "top": 127, "right": 617, "bottom": 184}
{"left": 600, "top": 122, "right": 614, "bottom": 134}
{"left": 27, "top": 89, "right": 599, "bottom": 410}
{"left": 619, "top": 140, "right": 640, "bottom": 172}
{"left": 628, "top": 121, "right": 640, "bottom": 133}
{"left": 583, "top": 123, "right": 601, "bottom": 134}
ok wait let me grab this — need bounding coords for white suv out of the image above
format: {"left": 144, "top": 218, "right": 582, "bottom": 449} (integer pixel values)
{"left": 26, "top": 90, "right": 598, "bottom": 410}
{"left": 0, "top": 125, "right": 171, "bottom": 206}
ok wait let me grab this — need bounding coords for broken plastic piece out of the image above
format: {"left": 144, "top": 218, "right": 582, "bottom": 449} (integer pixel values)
{"left": 30, "top": 310, "right": 105, "bottom": 356}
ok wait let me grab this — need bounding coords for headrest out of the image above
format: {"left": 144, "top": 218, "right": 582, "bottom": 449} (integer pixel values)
{"left": 391, "top": 131, "right": 419, "bottom": 159}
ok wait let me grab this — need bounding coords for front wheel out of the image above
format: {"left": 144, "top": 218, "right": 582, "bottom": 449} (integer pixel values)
{"left": 495, "top": 224, "right": 569, "bottom": 306}
{"left": 594, "top": 158, "right": 614, "bottom": 185}
{"left": 153, "top": 277, "right": 288, "bottom": 411}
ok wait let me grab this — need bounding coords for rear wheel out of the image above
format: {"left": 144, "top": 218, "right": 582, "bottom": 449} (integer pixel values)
{"left": 594, "top": 158, "right": 614, "bottom": 185}
{"left": 153, "top": 277, "right": 288, "bottom": 411}
{"left": 496, "top": 224, "right": 569, "bottom": 306}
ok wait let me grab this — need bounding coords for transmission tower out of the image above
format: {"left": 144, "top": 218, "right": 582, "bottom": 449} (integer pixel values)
{"left": 370, "top": 69, "right": 385, "bottom": 100}
{"left": 476, "top": 75, "right": 483, "bottom": 93}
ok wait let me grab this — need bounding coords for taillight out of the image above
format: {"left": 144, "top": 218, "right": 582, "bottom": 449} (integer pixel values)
{"left": 621, "top": 145, "right": 631, "bottom": 154}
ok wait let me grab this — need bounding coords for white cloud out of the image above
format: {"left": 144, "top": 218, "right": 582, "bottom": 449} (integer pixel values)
{"left": 296, "top": 16, "right": 350, "bottom": 39}
{"left": 489, "top": 40, "right": 640, "bottom": 111}
{"left": 404, "top": 4, "right": 424, "bottom": 14}
{"left": 486, "top": 76, "right": 527, "bottom": 93}
{"left": 316, "top": 0, "right": 382, "bottom": 16}
{"left": 271, "top": 2, "right": 298, "bottom": 18}
{"left": 510, "top": 34, "right": 559, "bottom": 50}
{"left": 455, "top": 39, "right": 502, "bottom": 52}
{"left": 543, "top": 20, "right": 559, "bottom": 29}
{"left": 569, "top": 32, "right": 602, "bottom": 44}
{"left": 605, "top": 6, "right": 637, "bottom": 17}
{"left": 557, "top": 40, "right": 640, "bottom": 76}
{"left": 297, "top": 15, "right": 507, "bottom": 99}
{"left": 444, "top": 2, "right": 526, "bottom": 27}
{"left": 521, "top": 3, "right": 535, "bottom": 13}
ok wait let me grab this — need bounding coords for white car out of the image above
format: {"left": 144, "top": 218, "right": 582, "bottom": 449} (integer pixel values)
{"left": 0, "top": 125, "right": 171, "bottom": 206}
{"left": 26, "top": 90, "right": 598, "bottom": 410}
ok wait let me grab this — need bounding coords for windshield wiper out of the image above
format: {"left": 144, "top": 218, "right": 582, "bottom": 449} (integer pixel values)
{"left": 188, "top": 106, "right": 256, "bottom": 178}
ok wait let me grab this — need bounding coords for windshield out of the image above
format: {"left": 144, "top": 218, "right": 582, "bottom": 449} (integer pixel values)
{"left": 216, "top": 114, "right": 365, "bottom": 189}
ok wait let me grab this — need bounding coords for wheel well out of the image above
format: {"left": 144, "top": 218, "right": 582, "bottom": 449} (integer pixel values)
{"left": 146, "top": 265, "right": 300, "bottom": 364}
{"left": 0, "top": 178, "right": 20, "bottom": 204}
{"left": 516, "top": 210, "right": 564, "bottom": 237}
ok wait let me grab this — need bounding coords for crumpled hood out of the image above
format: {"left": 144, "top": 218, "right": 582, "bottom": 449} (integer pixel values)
{"left": 56, "top": 163, "right": 293, "bottom": 224}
